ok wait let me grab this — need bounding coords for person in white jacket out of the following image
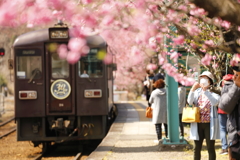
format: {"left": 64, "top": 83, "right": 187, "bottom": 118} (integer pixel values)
{"left": 149, "top": 79, "right": 168, "bottom": 142}
{"left": 187, "top": 71, "right": 220, "bottom": 160}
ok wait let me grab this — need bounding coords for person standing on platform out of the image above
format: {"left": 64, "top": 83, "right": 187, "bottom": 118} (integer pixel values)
{"left": 178, "top": 82, "right": 186, "bottom": 137}
{"left": 143, "top": 70, "right": 155, "bottom": 107}
{"left": 218, "top": 74, "right": 233, "bottom": 155}
{"left": 152, "top": 69, "right": 165, "bottom": 83}
{"left": 149, "top": 79, "right": 168, "bottom": 142}
{"left": 219, "top": 54, "right": 240, "bottom": 160}
{"left": 187, "top": 71, "right": 220, "bottom": 160}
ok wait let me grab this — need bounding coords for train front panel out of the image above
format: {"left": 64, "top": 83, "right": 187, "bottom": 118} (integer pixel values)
{"left": 13, "top": 29, "right": 114, "bottom": 144}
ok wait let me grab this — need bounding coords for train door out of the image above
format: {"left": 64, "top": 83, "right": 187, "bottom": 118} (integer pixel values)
{"left": 15, "top": 47, "right": 45, "bottom": 117}
{"left": 45, "top": 43, "right": 75, "bottom": 116}
{"left": 76, "top": 48, "right": 108, "bottom": 116}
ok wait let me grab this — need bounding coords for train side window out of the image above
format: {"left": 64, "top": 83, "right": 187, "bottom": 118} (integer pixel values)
{"left": 51, "top": 52, "right": 69, "bottom": 78}
{"left": 16, "top": 56, "right": 42, "bottom": 79}
{"left": 78, "top": 49, "right": 103, "bottom": 78}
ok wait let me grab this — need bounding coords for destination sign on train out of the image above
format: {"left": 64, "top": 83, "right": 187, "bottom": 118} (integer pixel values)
{"left": 49, "top": 27, "right": 69, "bottom": 40}
{"left": 16, "top": 49, "right": 41, "bottom": 56}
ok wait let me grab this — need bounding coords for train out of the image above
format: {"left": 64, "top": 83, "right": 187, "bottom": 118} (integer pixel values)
{"left": 12, "top": 23, "right": 117, "bottom": 150}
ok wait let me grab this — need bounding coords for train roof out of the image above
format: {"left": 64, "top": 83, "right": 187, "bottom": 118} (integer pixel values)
{"left": 13, "top": 28, "right": 106, "bottom": 47}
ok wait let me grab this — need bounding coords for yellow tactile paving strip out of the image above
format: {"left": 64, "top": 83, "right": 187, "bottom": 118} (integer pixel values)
{"left": 128, "top": 102, "right": 150, "bottom": 121}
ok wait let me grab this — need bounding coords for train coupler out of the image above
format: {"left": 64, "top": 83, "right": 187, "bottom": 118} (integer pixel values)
{"left": 50, "top": 118, "right": 71, "bottom": 129}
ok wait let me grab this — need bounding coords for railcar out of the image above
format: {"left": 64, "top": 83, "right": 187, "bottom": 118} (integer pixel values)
{"left": 12, "top": 24, "right": 117, "bottom": 149}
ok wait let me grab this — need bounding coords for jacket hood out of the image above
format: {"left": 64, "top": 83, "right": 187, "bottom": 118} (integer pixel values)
{"left": 224, "top": 80, "right": 233, "bottom": 86}
{"left": 155, "top": 88, "right": 166, "bottom": 95}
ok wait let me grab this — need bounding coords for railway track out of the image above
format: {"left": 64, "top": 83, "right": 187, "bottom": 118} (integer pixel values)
{"left": 32, "top": 151, "right": 83, "bottom": 160}
{"left": 30, "top": 140, "right": 100, "bottom": 160}
{"left": 0, "top": 117, "right": 16, "bottom": 138}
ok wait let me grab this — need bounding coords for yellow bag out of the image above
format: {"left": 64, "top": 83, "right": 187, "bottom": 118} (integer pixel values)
{"left": 145, "top": 107, "right": 152, "bottom": 118}
{"left": 182, "top": 106, "right": 200, "bottom": 123}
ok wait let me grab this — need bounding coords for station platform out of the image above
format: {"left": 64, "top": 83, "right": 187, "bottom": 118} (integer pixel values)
{"left": 87, "top": 101, "right": 194, "bottom": 160}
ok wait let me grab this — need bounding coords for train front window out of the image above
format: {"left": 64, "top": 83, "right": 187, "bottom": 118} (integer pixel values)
{"left": 16, "top": 56, "right": 42, "bottom": 79}
{"left": 78, "top": 49, "right": 103, "bottom": 78}
{"left": 51, "top": 52, "right": 69, "bottom": 78}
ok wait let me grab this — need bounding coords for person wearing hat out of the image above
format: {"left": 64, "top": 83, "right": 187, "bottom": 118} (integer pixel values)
{"left": 218, "top": 74, "right": 234, "bottom": 156}
{"left": 219, "top": 54, "right": 240, "bottom": 160}
{"left": 187, "top": 71, "right": 220, "bottom": 160}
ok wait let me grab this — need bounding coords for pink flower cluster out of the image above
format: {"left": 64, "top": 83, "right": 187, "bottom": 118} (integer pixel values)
{"left": 230, "top": 54, "right": 240, "bottom": 66}
{"left": 162, "top": 63, "right": 195, "bottom": 86}
{"left": 201, "top": 53, "right": 212, "bottom": 66}
{"left": 58, "top": 37, "right": 89, "bottom": 64}
{"left": 173, "top": 35, "right": 185, "bottom": 45}
{"left": 204, "top": 40, "right": 215, "bottom": 48}
{"left": 0, "top": 0, "right": 227, "bottom": 87}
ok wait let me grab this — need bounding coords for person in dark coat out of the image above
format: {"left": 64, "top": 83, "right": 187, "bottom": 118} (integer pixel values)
{"left": 219, "top": 54, "right": 240, "bottom": 160}
{"left": 143, "top": 70, "right": 155, "bottom": 107}
{"left": 153, "top": 71, "right": 165, "bottom": 83}
{"left": 218, "top": 74, "right": 233, "bottom": 155}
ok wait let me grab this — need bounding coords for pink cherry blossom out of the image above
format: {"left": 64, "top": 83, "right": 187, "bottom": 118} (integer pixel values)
{"left": 178, "top": 5, "right": 187, "bottom": 12}
{"left": 186, "top": 25, "right": 201, "bottom": 36}
{"left": 170, "top": 51, "right": 178, "bottom": 63}
{"left": 81, "top": 0, "right": 92, "bottom": 5}
{"left": 173, "top": 35, "right": 185, "bottom": 45}
{"left": 190, "top": 8, "right": 207, "bottom": 16}
{"left": 58, "top": 44, "right": 68, "bottom": 59}
{"left": 201, "top": 53, "right": 212, "bottom": 66}
{"left": 68, "top": 38, "right": 86, "bottom": 52}
{"left": 199, "top": 48, "right": 206, "bottom": 52}
{"left": 81, "top": 45, "right": 90, "bottom": 55}
{"left": 190, "top": 42, "right": 197, "bottom": 49}
{"left": 67, "top": 51, "right": 81, "bottom": 64}
{"left": 221, "top": 21, "right": 231, "bottom": 29}
{"left": 159, "top": 57, "right": 165, "bottom": 65}
{"left": 0, "top": 0, "right": 232, "bottom": 88}
{"left": 212, "top": 63, "right": 218, "bottom": 69}
{"left": 147, "top": 64, "right": 157, "bottom": 70}
{"left": 184, "top": 78, "right": 195, "bottom": 86}
{"left": 204, "top": 40, "right": 215, "bottom": 47}
{"left": 103, "top": 54, "right": 113, "bottom": 64}
{"left": 102, "top": 15, "right": 114, "bottom": 25}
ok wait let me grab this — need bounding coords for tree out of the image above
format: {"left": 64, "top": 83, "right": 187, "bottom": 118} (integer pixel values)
{"left": 0, "top": 0, "right": 239, "bottom": 88}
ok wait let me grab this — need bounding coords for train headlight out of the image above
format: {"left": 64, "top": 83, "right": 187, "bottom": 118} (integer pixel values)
{"left": 19, "top": 91, "right": 37, "bottom": 100}
{"left": 84, "top": 89, "right": 102, "bottom": 98}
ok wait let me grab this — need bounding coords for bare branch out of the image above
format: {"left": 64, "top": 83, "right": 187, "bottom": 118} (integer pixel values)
{"left": 190, "top": 0, "right": 240, "bottom": 26}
